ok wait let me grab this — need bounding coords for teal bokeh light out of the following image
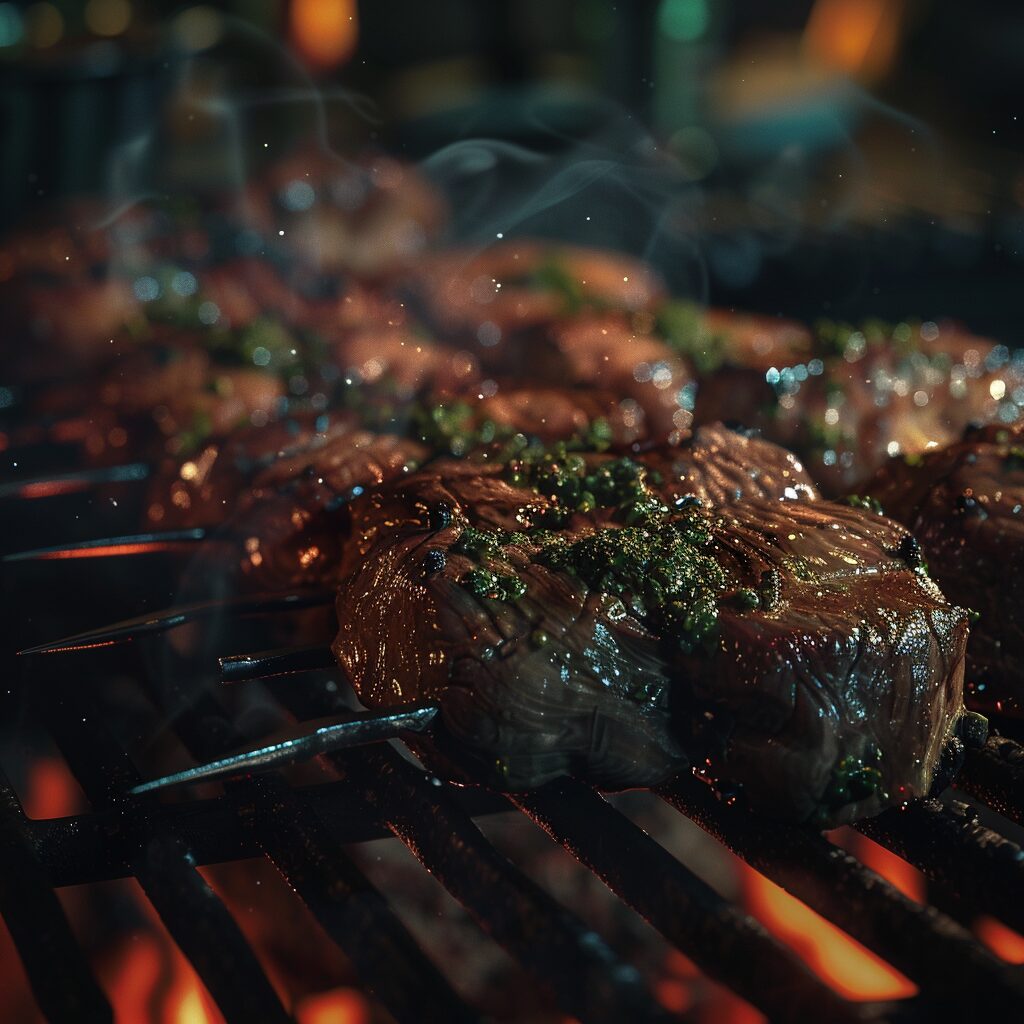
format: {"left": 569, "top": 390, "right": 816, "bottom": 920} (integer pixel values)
{"left": 658, "top": 0, "right": 710, "bottom": 43}
{"left": 0, "top": 3, "right": 23, "bottom": 48}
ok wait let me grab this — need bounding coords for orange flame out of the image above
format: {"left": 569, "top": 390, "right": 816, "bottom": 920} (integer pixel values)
{"left": 742, "top": 865, "right": 916, "bottom": 1001}
{"left": 295, "top": 987, "right": 370, "bottom": 1024}
{"left": 290, "top": 0, "right": 358, "bottom": 71}
{"left": 100, "top": 886, "right": 225, "bottom": 1024}
{"left": 658, "top": 948, "right": 764, "bottom": 1023}
{"left": 103, "top": 934, "right": 166, "bottom": 1024}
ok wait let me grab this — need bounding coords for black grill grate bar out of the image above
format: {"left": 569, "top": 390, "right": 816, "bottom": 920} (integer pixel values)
{"left": 162, "top": 685, "right": 481, "bottom": 1024}
{"left": 229, "top": 775, "right": 483, "bottom": 1024}
{"left": 513, "top": 778, "right": 860, "bottom": 1024}
{"left": 958, "top": 735, "right": 1024, "bottom": 826}
{"left": 337, "top": 745, "right": 675, "bottom": 1024}
{"left": 0, "top": 769, "right": 113, "bottom": 1024}
{"left": 30, "top": 785, "right": 512, "bottom": 887}
{"left": 42, "top": 683, "right": 294, "bottom": 1024}
{"left": 659, "top": 776, "right": 1024, "bottom": 1012}
{"left": 856, "top": 799, "right": 1024, "bottom": 939}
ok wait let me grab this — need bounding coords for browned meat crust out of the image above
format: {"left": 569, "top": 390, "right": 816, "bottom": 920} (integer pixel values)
{"left": 333, "top": 453, "right": 965, "bottom": 824}
{"left": 866, "top": 423, "right": 1024, "bottom": 717}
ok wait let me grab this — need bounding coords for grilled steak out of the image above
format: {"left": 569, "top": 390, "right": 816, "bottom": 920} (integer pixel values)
{"left": 414, "top": 241, "right": 664, "bottom": 339}
{"left": 642, "top": 422, "right": 818, "bottom": 505}
{"left": 693, "top": 319, "right": 1021, "bottom": 493}
{"left": 333, "top": 449, "right": 967, "bottom": 824}
{"left": 865, "top": 423, "right": 1024, "bottom": 717}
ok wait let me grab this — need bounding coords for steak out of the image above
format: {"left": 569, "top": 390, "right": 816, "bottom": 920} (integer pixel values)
{"left": 693, "top": 319, "right": 1020, "bottom": 494}
{"left": 865, "top": 422, "right": 1024, "bottom": 717}
{"left": 333, "top": 447, "right": 968, "bottom": 825}
{"left": 642, "top": 422, "right": 818, "bottom": 505}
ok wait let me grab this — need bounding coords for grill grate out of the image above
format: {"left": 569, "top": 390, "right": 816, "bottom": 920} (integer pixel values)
{"left": 5, "top": 645, "right": 1024, "bottom": 1023}
{"left": 3, "top": 504, "right": 1024, "bottom": 1023}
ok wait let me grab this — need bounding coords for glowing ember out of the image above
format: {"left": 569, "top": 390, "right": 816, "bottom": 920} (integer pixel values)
{"left": 656, "top": 949, "right": 764, "bottom": 1023}
{"left": 742, "top": 865, "right": 916, "bottom": 1001}
{"left": 295, "top": 987, "right": 370, "bottom": 1024}
{"left": 830, "top": 828, "right": 926, "bottom": 903}
{"left": 976, "top": 917, "right": 1024, "bottom": 964}
{"left": 96, "top": 886, "right": 225, "bottom": 1024}
{"left": 22, "top": 756, "right": 84, "bottom": 819}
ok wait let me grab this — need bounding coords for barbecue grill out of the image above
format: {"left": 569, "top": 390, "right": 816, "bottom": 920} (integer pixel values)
{"left": 5, "top": 4, "right": 1024, "bottom": 1022}
{"left": 1, "top": 484, "right": 1023, "bottom": 1023}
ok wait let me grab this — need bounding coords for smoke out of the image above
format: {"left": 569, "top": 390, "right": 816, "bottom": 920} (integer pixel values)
{"left": 421, "top": 123, "right": 711, "bottom": 301}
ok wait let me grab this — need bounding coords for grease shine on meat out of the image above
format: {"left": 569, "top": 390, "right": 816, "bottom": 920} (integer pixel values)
{"left": 334, "top": 447, "right": 969, "bottom": 826}
{"left": 867, "top": 422, "right": 1024, "bottom": 718}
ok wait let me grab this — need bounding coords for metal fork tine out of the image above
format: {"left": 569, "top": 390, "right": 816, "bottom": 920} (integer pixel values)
{"left": 17, "top": 589, "right": 334, "bottom": 655}
{"left": 128, "top": 704, "right": 440, "bottom": 794}
{"left": 220, "top": 644, "right": 337, "bottom": 682}
{"left": 0, "top": 462, "right": 149, "bottom": 499}
{"left": 4, "top": 528, "right": 210, "bottom": 562}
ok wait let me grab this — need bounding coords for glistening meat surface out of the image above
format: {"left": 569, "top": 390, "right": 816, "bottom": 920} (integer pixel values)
{"left": 866, "top": 422, "right": 1024, "bottom": 717}
{"left": 333, "top": 450, "right": 968, "bottom": 825}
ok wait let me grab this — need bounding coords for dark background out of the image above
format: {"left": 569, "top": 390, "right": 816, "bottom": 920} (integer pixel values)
{"left": 1, "top": 0, "right": 1022, "bottom": 336}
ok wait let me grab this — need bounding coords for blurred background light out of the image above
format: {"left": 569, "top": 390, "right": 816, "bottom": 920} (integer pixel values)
{"left": 24, "top": 2, "right": 63, "bottom": 49}
{"left": 173, "top": 5, "right": 223, "bottom": 53}
{"left": 290, "top": 0, "right": 359, "bottom": 72}
{"left": 0, "top": 3, "right": 23, "bottom": 49}
{"left": 658, "top": 0, "right": 710, "bottom": 43}
{"left": 85, "top": 0, "right": 132, "bottom": 39}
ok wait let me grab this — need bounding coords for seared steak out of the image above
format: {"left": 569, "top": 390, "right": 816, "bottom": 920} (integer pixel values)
{"left": 333, "top": 449, "right": 967, "bottom": 825}
{"left": 693, "top": 319, "right": 1020, "bottom": 494}
{"left": 643, "top": 422, "right": 818, "bottom": 505}
{"left": 866, "top": 423, "right": 1024, "bottom": 717}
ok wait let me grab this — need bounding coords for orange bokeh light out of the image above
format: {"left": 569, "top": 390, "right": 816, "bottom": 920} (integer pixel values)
{"left": 803, "top": 0, "right": 903, "bottom": 82}
{"left": 290, "top": 0, "right": 358, "bottom": 71}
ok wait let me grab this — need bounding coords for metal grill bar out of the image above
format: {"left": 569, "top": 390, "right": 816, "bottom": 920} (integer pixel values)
{"left": 228, "top": 775, "right": 482, "bottom": 1024}
{"left": 41, "top": 683, "right": 294, "bottom": 1024}
{"left": 958, "top": 735, "right": 1024, "bottom": 826}
{"left": 8, "top": 620, "right": 1024, "bottom": 1022}
{"left": 18, "top": 589, "right": 333, "bottom": 654}
{"left": 338, "top": 746, "right": 674, "bottom": 1024}
{"left": 856, "top": 799, "right": 1024, "bottom": 937}
{"left": 659, "top": 777, "right": 1024, "bottom": 1012}
{"left": 31, "top": 786, "right": 511, "bottom": 887}
{"left": 0, "top": 769, "right": 112, "bottom": 1024}
{"left": 513, "top": 778, "right": 859, "bottom": 1024}
{"left": 162, "top": 687, "right": 480, "bottom": 1024}
{"left": 272, "top": 679, "right": 680, "bottom": 1023}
